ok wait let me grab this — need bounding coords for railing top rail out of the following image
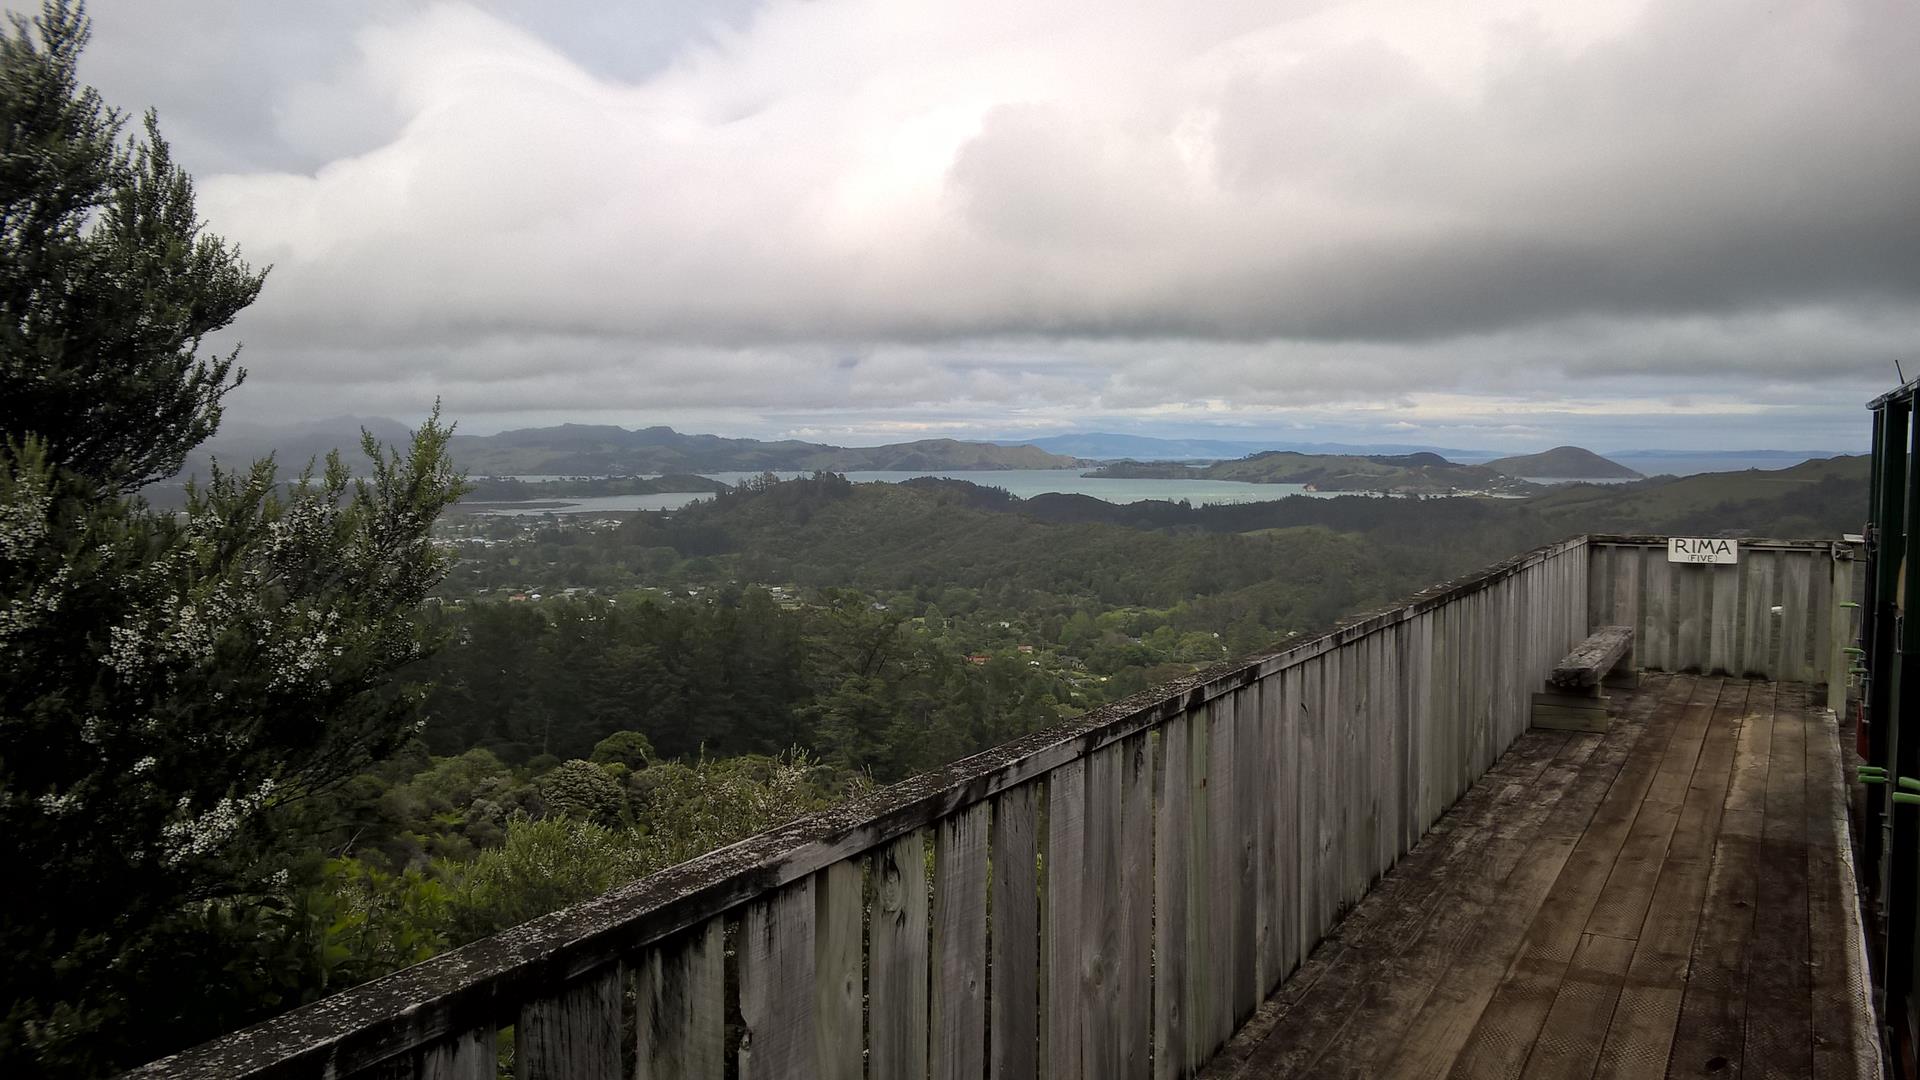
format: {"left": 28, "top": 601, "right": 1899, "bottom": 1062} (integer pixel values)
{"left": 128, "top": 533, "right": 1592, "bottom": 1079}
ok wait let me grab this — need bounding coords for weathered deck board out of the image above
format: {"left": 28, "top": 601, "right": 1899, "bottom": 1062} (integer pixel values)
{"left": 1441, "top": 677, "right": 1704, "bottom": 1079}
{"left": 1519, "top": 932, "right": 1636, "bottom": 1080}
{"left": 1589, "top": 681, "right": 1748, "bottom": 1080}
{"left": 1197, "top": 675, "right": 1875, "bottom": 1080}
{"left": 1285, "top": 727, "right": 1613, "bottom": 1080}
{"left": 1204, "top": 728, "right": 1587, "bottom": 1079}
{"left": 1743, "top": 683, "right": 1812, "bottom": 1078}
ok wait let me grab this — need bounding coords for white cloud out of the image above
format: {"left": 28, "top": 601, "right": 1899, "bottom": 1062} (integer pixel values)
{"left": 73, "top": 0, "right": 1920, "bottom": 445}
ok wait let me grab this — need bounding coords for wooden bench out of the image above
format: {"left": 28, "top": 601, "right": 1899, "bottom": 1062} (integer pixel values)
{"left": 1531, "top": 625, "right": 1635, "bottom": 731}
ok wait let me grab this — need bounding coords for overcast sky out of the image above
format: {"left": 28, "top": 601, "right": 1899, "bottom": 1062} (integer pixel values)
{"left": 63, "top": 0, "right": 1919, "bottom": 449}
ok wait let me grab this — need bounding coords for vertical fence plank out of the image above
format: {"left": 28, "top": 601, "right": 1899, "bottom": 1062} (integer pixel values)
{"left": 1612, "top": 544, "right": 1642, "bottom": 640}
{"left": 934, "top": 804, "right": 989, "bottom": 1080}
{"left": 1419, "top": 610, "right": 1438, "bottom": 833}
{"left": 1232, "top": 684, "right": 1260, "bottom": 1030}
{"left": 1257, "top": 671, "right": 1286, "bottom": 995}
{"left": 1780, "top": 550, "right": 1812, "bottom": 683}
{"left": 1709, "top": 562, "right": 1740, "bottom": 675}
{"left": 518, "top": 964, "right": 622, "bottom": 1080}
{"left": 1675, "top": 564, "right": 1705, "bottom": 671}
{"left": 1119, "top": 731, "right": 1154, "bottom": 1080}
{"left": 1411, "top": 612, "right": 1433, "bottom": 849}
{"left": 872, "top": 830, "right": 929, "bottom": 1080}
{"left": 740, "top": 880, "right": 817, "bottom": 1080}
{"left": 637, "top": 920, "right": 724, "bottom": 1080}
{"left": 1080, "top": 744, "right": 1123, "bottom": 1078}
{"left": 1810, "top": 547, "right": 1834, "bottom": 686}
{"left": 1154, "top": 714, "right": 1191, "bottom": 1080}
{"left": 1589, "top": 543, "right": 1613, "bottom": 624}
{"left": 1828, "top": 554, "right": 1853, "bottom": 713}
{"left": 1187, "top": 706, "right": 1215, "bottom": 1073}
{"left": 1321, "top": 643, "right": 1346, "bottom": 934}
{"left": 1207, "top": 691, "right": 1238, "bottom": 1054}
{"left": 420, "top": 1027, "right": 495, "bottom": 1080}
{"left": 1045, "top": 759, "right": 1086, "bottom": 1080}
{"left": 815, "top": 861, "right": 864, "bottom": 1080}
{"left": 992, "top": 784, "right": 1040, "bottom": 1080}
{"left": 1642, "top": 549, "right": 1672, "bottom": 670}
{"left": 1743, "top": 552, "right": 1778, "bottom": 677}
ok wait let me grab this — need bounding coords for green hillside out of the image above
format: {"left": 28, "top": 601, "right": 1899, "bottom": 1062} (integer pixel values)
{"left": 1526, "top": 454, "right": 1867, "bottom": 536}
{"left": 1484, "top": 446, "right": 1641, "bottom": 479}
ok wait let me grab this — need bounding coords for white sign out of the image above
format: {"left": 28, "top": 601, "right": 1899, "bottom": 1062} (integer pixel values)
{"left": 1668, "top": 537, "right": 1738, "bottom": 564}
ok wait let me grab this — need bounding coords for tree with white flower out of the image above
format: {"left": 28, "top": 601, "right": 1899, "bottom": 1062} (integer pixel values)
{"left": 0, "top": 4, "right": 466, "bottom": 1074}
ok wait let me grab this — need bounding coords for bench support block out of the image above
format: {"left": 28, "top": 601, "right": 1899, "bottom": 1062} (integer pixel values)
{"left": 1531, "top": 689, "right": 1610, "bottom": 732}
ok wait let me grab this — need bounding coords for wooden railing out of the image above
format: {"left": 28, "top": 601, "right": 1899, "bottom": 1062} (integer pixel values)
{"left": 131, "top": 538, "right": 1600, "bottom": 1080}
{"left": 1585, "top": 536, "right": 1856, "bottom": 711}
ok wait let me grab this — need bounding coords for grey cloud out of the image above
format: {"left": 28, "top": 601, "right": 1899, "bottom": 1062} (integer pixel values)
{"left": 55, "top": 0, "right": 1920, "bottom": 447}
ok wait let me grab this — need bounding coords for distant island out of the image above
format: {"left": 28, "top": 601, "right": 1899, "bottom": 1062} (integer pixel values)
{"left": 1085, "top": 451, "right": 1538, "bottom": 496}
{"left": 1482, "top": 446, "right": 1642, "bottom": 480}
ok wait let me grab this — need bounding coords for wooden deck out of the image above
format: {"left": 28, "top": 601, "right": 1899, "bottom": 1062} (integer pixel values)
{"left": 1200, "top": 673, "right": 1880, "bottom": 1080}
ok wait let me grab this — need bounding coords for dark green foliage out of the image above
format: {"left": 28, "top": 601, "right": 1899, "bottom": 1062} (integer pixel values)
{"left": 590, "top": 730, "right": 656, "bottom": 770}
{"left": 0, "top": 2, "right": 265, "bottom": 495}
{"left": 1, "top": 423, "right": 467, "bottom": 1073}
{"left": 0, "top": 6, "right": 463, "bottom": 1072}
{"left": 535, "top": 760, "right": 626, "bottom": 824}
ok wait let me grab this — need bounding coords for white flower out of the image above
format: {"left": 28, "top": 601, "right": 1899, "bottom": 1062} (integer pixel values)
{"left": 105, "top": 618, "right": 149, "bottom": 675}
{"left": 159, "top": 779, "right": 278, "bottom": 865}
{"left": 37, "top": 789, "right": 83, "bottom": 816}
{"left": 0, "top": 473, "right": 51, "bottom": 559}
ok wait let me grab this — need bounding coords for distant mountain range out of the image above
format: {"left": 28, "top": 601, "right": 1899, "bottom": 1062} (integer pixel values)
{"left": 998, "top": 432, "right": 1850, "bottom": 473}
{"left": 173, "top": 418, "right": 1853, "bottom": 483}
{"left": 176, "top": 419, "right": 1079, "bottom": 479}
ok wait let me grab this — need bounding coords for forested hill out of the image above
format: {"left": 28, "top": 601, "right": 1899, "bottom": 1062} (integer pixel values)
{"left": 409, "top": 459, "right": 1873, "bottom": 785}
{"left": 446, "top": 425, "right": 1079, "bottom": 475}
{"left": 1085, "top": 450, "right": 1534, "bottom": 495}
{"left": 611, "top": 472, "right": 1426, "bottom": 626}
{"left": 1483, "top": 446, "right": 1642, "bottom": 479}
